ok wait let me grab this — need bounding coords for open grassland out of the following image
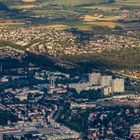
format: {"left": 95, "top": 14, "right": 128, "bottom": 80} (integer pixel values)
{"left": 83, "top": 5, "right": 120, "bottom": 10}
{"left": 104, "top": 0, "right": 140, "bottom": 7}
{"left": 83, "top": 15, "right": 121, "bottom": 21}
{"left": 84, "top": 21, "right": 121, "bottom": 27}
{"left": 40, "top": 0, "right": 108, "bottom": 6}
{"left": 54, "top": 20, "right": 95, "bottom": 30}
{"left": 32, "top": 9, "right": 79, "bottom": 15}
{"left": 45, "top": 20, "right": 122, "bottom": 30}
{"left": 83, "top": 0, "right": 140, "bottom": 11}
{"left": 82, "top": 15, "right": 123, "bottom": 28}
{"left": 116, "top": 0, "right": 140, "bottom": 6}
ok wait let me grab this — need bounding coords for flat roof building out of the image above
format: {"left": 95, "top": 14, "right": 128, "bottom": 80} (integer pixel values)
{"left": 112, "top": 79, "right": 124, "bottom": 93}
{"left": 89, "top": 73, "right": 101, "bottom": 85}
{"left": 100, "top": 76, "right": 112, "bottom": 87}
{"left": 102, "top": 86, "right": 112, "bottom": 96}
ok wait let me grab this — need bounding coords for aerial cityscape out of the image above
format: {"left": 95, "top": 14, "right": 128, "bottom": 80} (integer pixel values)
{"left": 0, "top": 0, "right": 140, "bottom": 139}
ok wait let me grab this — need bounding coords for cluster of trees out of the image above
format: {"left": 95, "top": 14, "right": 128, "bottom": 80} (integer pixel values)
{"left": 120, "top": 5, "right": 140, "bottom": 10}
{"left": 0, "top": 110, "right": 18, "bottom": 125}
{"left": 65, "top": 47, "right": 140, "bottom": 71}
{"left": 73, "top": 89, "right": 103, "bottom": 100}
{"left": 91, "top": 25, "right": 124, "bottom": 35}
{"left": 0, "top": 2, "right": 8, "bottom": 10}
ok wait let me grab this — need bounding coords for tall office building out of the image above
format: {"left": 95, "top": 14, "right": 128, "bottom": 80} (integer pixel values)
{"left": 100, "top": 76, "right": 112, "bottom": 87}
{"left": 89, "top": 73, "right": 101, "bottom": 85}
{"left": 112, "top": 79, "right": 124, "bottom": 93}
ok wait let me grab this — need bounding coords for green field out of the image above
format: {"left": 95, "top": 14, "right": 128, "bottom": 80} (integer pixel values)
{"left": 1, "top": 0, "right": 140, "bottom": 8}
{"left": 39, "top": 0, "right": 139, "bottom": 7}
{"left": 39, "top": 0, "right": 108, "bottom": 6}
{"left": 0, "top": 0, "right": 140, "bottom": 30}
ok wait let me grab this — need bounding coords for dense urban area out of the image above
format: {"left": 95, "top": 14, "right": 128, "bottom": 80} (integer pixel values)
{"left": 0, "top": 0, "right": 140, "bottom": 140}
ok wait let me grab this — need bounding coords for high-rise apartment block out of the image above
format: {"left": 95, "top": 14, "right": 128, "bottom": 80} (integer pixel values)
{"left": 89, "top": 73, "right": 101, "bottom": 85}
{"left": 69, "top": 72, "right": 125, "bottom": 95}
{"left": 100, "top": 76, "right": 112, "bottom": 87}
{"left": 112, "top": 79, "right": 125, "bottom": 93}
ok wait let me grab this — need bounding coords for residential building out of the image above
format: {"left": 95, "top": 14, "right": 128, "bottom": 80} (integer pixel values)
{"left": 102, "top": 86, "right": 112, "bottom": 96}
{"left": 100, "top": 76, "right": 112, "bottom": 87}
{"left": 112, "top": 79, "right": 124, "bottom": 93}
{"left": 89, "top": 73, "right": 101, "bottom": 85}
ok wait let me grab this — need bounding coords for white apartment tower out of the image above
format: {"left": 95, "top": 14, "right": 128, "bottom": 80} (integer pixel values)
{"left": 89, "top": 73, "right": 101, "bottom": 85}
{"left": 100, "top": 76, "right": 112, "bottom": 87}
{"left": 112, "top": 79, "right": 124, "bottom": 93}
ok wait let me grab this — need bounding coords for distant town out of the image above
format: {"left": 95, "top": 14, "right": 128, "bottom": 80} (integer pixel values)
{"left": 0, "top": 27, "right": 139, "bottom": 57}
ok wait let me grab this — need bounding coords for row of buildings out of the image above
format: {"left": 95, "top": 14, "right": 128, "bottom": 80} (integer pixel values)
{"left": 69, "top": 73, "right": 125, "bottom": 95}
{"left": 0, "top": 120, "right": 81, "bottom": 140}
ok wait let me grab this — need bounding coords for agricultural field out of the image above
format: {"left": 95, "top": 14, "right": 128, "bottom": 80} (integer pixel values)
{"left": 84, "top": 21, "right": 121, "bottom": 28}
{"left": 83, "top": 15, "right": 121, "bottom": 21}
{"left": 11, "top": 4, "right": 37, "bottom": 9}
{"left": 0, "top": 0, "right": 139, "bottom": 30}
{"left": 0, "top": 19, "right": 26, "bottom": 27}
{"left": 115, "top": 0, "right": 140, "bottom": 6}
{"left": 31, "top": 9, "right": 80, "bottom": 19}
{"left": 83, "top": 5, "right": 120, "bottom": 11}
{"left": 83, "top": 0, "right": 140, "bottom": 10}
{"left": 39, "top": 0, "right": 108, "bottom": 7}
